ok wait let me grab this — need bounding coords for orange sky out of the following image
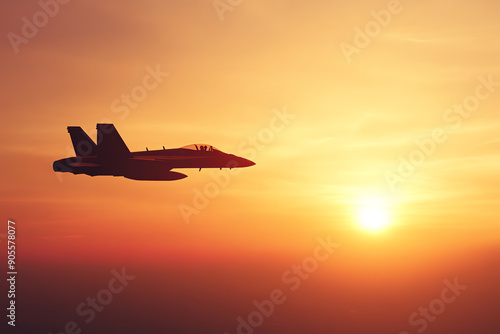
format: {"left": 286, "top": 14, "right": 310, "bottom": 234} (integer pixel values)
{"left": 1, "top": 1, "right": 500, "bottom": 333}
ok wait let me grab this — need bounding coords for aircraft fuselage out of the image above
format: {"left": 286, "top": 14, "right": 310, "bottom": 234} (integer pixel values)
{"left": 53, "top": 124, "right": 255, "bottom": 181}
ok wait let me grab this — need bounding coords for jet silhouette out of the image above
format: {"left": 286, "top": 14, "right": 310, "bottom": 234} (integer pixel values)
{"left": 53, "top": 124, "right": 255, "bottom": 180}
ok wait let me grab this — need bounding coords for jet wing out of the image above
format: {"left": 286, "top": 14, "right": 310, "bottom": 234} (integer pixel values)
{"left": 130, "top": 156, "right": 201, "bottom": 161}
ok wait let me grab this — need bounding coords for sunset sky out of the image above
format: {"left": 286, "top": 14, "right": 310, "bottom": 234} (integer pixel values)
{"left": 1, "top": 1, "right": 500, "bottom": 333}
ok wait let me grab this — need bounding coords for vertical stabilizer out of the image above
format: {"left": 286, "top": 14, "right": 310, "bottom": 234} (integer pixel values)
{"left": 96, "top": 124, "right": 130, "bottom": 159}
{"left": 67, "top": 126, "right": 98, "bottom": 156}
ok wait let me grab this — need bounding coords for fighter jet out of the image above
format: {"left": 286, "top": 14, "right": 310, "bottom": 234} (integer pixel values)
{"left": 53, "top": 124, "right": 255, "bottom": 181}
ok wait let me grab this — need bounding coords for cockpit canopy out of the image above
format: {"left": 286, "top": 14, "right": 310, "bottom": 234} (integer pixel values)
{"left": 180, "top": 144, "right": 221, "bottom": 152}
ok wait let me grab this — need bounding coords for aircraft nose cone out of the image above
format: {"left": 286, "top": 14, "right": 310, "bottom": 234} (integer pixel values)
{"left": 241, "top": 158, "right": 255, "bottom": 167}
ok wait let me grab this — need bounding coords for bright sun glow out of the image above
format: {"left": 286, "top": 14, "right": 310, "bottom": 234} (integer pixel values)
{"left": 357, "top": 196, "right": 391, "bottom": 232}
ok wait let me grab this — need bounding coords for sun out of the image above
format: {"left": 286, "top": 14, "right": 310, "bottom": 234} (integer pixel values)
{"left": 356, "top": 196, "right": 391, "bottom": 232}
